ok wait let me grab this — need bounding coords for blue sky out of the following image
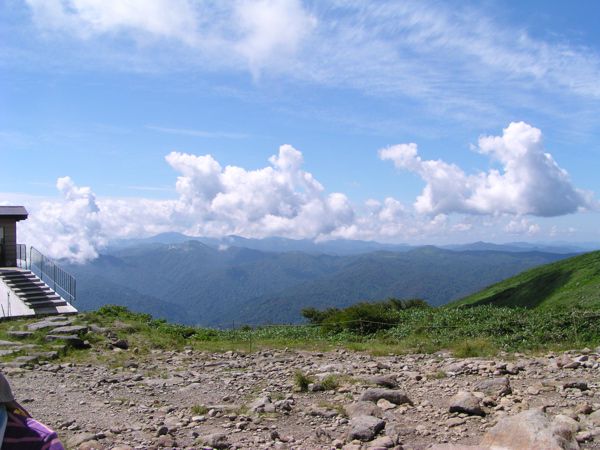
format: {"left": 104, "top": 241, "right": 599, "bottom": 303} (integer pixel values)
{"left": 1, "top": 0, "right": 599, "bottom": 261}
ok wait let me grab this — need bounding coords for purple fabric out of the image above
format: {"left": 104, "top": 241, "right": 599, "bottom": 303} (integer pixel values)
{"left": 2, "top": 409, "right": 65, "bottom": 450}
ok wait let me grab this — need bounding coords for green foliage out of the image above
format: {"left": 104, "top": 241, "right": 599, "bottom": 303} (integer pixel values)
{"left": 294, "top": 370, "right": 313, "bottom": 392}
{"left": 451, "top": 338, "right": 496, "bottom": 357}
{"left": 191, "top": 404, "right": 209, "bottom": 415}
{"left": 303, "top": 298, "right": 430, "bottom": 334}
{"left": 320, "top": 374, "right": 340, "bottom": 391}
{"left": 63, "top": 300, "right": 600, "bottom": 361}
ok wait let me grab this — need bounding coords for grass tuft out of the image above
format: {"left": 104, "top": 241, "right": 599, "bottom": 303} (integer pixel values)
{"left": 294, "top": 370, "right": 313, "bottom": 392}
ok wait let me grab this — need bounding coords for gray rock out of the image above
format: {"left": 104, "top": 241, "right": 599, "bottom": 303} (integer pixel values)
{"left": 368, "top": 375, "right": 398, "bottom": 388}
{"left": 203, "top": 432, "right": 230, "bottom": 449}
{"left": 68, "top": 433, "right": 98, "bottom": 447}
{"left": 448, "top": 391, "right": 485, "bottom": 416}
{"left": 428, "top": 445, "right": 487, "bottom": 450}
{"left": 346, "top": 401, "right": 384, "bottom": 418}
{"left": 347, "top": 415, "right": 385, "bottom": 441}
{"left": 588, "top": 410, "right": 600, "bottom": 427}
{"left": 49, "top": 325, "right": 88, "bottom": 335}
{"left": 110, "top": 339, "right": 129, "bottom": 350}
{"left": 563, "top": 381, "right": 588, "bottom": 391}
{"left": 45, "top": 334, "right": 87, "bottom": 349}
{"left": 368, "top": 435, "right": 394, "bottom": 448}
{"left": 474, "top": 377, "right": 511, "bottom": 397}
{"left": 250, "top": 395, "right": 271, "bottom": 413}
{"left": 480, "top": 408, "right": 580, "bottom": 450}
{"left": 360, "top": 388, "right": 412, "bottom": 405}
{"left": 7, "top": 331, "right": 33, "bottom": 339}
{"left": 28, "top": 319, "right": 72, "bottom": 331}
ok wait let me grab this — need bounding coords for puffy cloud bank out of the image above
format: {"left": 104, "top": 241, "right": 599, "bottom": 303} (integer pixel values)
{"left": 21, "top": 176, "right": 104, "bottom": 263}
{"left": 16, "top": 123, "right": 596, "bottom": 262}
{"left": 165, "top": 144, "right": 354, "bottom": 237}
{"left": 380, "top": 122, "right": 594, "bottom": 217}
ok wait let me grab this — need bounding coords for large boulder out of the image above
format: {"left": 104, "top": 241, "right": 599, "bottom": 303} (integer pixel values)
{"left": 448, "top": 391, "right": 485, "bottom": 417}
{"left": 345, "top": 401, "right": 384, "bottom": 418}
{"left": 480, "top": 408, "right": 580, "bottom": 450}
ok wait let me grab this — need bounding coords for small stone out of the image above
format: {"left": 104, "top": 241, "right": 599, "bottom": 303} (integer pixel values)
{"left": 447, "top": 417, "right": 466, "bottom": 427}
{"left": 563, "top": 381, "right": 588, "bottom": 391}
{"left": 574, "top": 402, "right": 593, "bottom": 415}
{"left": 155, "top": 434, "right": 176, "bottom": 447}
{"left": 78, "top": 440, "right": 103, "bottom": 450}
{"left": 376, "top": 399, "right": 396, "bottom": 411}
{"left": 111, "top": 339, "right": 129, "bottom": 350}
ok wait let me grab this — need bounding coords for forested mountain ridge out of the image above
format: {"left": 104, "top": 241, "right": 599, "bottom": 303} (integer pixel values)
{"left": 66, "top": 239, "right": 574, "bottom": 326}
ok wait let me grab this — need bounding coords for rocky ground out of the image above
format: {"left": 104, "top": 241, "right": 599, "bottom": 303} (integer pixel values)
{"left": 1, "top": 315, "right": 600, "bottom": 450}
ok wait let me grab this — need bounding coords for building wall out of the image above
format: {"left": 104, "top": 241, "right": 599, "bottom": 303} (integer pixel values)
{"left": 0, "top": 219, "right": 17, "bottom": 266}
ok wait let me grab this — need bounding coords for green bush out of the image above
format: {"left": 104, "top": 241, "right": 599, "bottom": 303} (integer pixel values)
{"left": 303, "top": 298, "right": 430, "bottom": 334}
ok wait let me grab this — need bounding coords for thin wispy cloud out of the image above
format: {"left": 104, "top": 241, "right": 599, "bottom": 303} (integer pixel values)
{"left": 124, "top": 185, "right": 175, "bottom": 193}
{"left": 146, "top": 126, "right": 250, "bottom": 140}
{"left": 17, "top": 0, "right": 600, "bottom": 128}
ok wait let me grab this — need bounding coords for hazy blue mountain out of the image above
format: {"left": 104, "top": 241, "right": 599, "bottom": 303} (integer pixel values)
{"left": 442, "top": 241, "right": 592, "bottom": 254}
{"left": 109, "top": 234, "right": 413, "bottom": 255}
{"left": 67, "top": 240, "right": 573, "bottom": 326}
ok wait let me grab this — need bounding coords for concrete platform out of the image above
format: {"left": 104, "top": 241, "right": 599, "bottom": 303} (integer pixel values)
{"left": 0, "top": 267, "right": 77, "bottom": 319}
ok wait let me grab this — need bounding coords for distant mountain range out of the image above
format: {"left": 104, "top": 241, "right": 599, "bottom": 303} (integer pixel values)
{"left": 65, "top": 235, "right": 587, "bottom": 326}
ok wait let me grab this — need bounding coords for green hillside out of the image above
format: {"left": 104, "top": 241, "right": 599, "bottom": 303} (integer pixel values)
{"left": 451, "top": 250, "right": 600, "bottom": 309}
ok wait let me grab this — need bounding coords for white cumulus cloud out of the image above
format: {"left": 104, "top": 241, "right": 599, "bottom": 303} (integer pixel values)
{"left": 380, "top": 122, "right": 595, "bottom": 217}
{"left": 165, "top": 144, "right": 353, "bottom": 238}
{"left": 19, "top": 176, "right": 104, "bottom": 263}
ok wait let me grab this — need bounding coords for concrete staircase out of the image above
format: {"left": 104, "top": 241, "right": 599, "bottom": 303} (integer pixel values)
{"left": 0, "top": 269, "right": 67, "bottom": 310}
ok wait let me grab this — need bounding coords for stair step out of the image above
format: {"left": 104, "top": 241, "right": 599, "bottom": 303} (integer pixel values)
{"left": 3, "top": 277, "right": 38, "bottom": 282}
{"left": 23, "top": 293, "right": 61, "bottom": 301}
{"left": 25, "top": 300, "right": 67, "bottom": 308}
{"left": 12, "top": 286, "right": 53, "bottom": 293}
{"left": 1, "top": 273, "right": 35, "bottom": 280}
{"left": 7, "top": 283, "right": 47, "bottom": 290}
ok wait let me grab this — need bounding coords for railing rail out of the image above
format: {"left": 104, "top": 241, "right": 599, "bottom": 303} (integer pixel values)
{"left": 29, "top": 247, "right": 76, "bottom": 303}
{"left": 0, "top": 243, "right": 28, "bottom": 268}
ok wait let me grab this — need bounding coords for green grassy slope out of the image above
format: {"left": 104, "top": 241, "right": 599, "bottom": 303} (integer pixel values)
{"left": 450, "top": 250, "right": 600, "bottom": 309}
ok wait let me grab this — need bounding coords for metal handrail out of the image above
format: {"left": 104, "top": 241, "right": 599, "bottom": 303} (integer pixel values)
{"left": 29, "top": 247, "right": 76, "bottom": 303}
{"left": 0, "top": 243, "right": 27, "bottom": 268}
